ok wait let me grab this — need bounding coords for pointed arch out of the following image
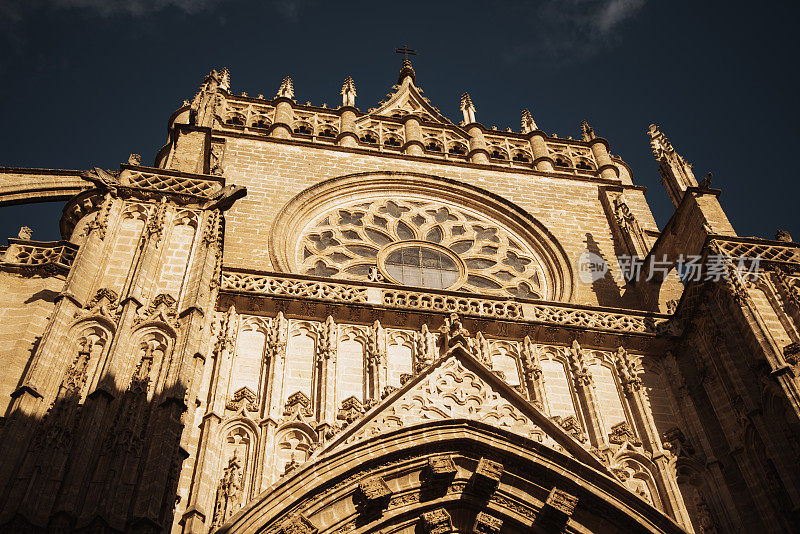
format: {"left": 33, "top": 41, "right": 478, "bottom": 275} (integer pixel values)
{"left": 217, "top": 420, "right": 686, "bottom": 534}
{"left": 212, "top": 420, "right": 258, "bottom": 528}
{"left": 272, "top": 423, "right": 317, "bottom": 482}
{"left": 385, "top": 329, "right": 414, "bottom": 389}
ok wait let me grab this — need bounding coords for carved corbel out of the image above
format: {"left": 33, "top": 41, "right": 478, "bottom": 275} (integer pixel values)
{"left": 421, "top": 508, "right": 453, "bottom": 534}
{"left": 539, "top": 487, "right": 579, "bottom": 531}
{"left": 470, "top": 457, "right": 503, "bottom": 496}
{"left": 472, "top": 512, "right": 503, "bottom": 534}
{"left": 423, "top": 456, "right": 457, "bottom": 487}
{"left": 354, "top": 476, "right": 392, "bottom": 515}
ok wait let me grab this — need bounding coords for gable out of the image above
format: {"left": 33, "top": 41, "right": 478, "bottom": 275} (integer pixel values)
{"left": 323, "top": 345, "right": 606, "bottom": 471}
{"left": 367, "top": 80, "right": 452, "bottom": 124}
{"left": 346, "top": 356, "right": 556, "bottom": 443}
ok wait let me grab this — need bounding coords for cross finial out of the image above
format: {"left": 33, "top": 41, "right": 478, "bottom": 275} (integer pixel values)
{"left": 394, "top": 45, "right": 417, "bottom": 61}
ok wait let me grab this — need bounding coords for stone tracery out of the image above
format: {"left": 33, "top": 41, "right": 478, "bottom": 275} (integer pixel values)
{"left": 299, "top": 196, "right": 549, "bottom": 298}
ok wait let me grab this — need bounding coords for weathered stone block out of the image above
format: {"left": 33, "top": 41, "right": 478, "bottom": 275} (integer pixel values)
{"left": 471, "top": 457, "right": 503, "bottom": 496}
{"left": 473, "top": 511, "right": 503, "bottom": 533}
{"left": 421, "top": 508, "right": 453, "bottom": 534}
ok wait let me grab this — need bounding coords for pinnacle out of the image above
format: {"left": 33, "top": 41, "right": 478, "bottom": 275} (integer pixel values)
{"left": 580, "top": 120, "right": 596, "bottom": 141}
{"left": 277, "top": 76, "right": 295, "bottom": 99}
{"left": 521, "top": 109, "right": 537, "bottom": 133}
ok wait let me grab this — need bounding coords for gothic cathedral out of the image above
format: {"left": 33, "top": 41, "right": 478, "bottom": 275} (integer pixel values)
{"left": 1, "top": 59, "right": 799, "bottom": 533}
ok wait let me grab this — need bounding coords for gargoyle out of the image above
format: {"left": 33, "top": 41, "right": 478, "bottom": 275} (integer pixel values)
{"left": 81, "top": 167, "right": 120, "bottom": 188}
{"left": 203, "top": 184, "right": 247, "bottom": 211}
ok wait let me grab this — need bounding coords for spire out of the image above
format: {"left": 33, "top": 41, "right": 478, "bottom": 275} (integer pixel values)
{"left": 647, "top": 123, "right": 675, "bottom": 160}
{"left": 219, "top": 67, "right": 231, "bottom": 92}
{"left": 460, "top": 93, "right": 476, "bottom": 124}
{"left": 341, "top": 76, "right": 357, "bottom": 107}
{"left": 276, "top": 76, "right": 295, "bottom": 99}
{"left": 647, "top": 124, "right": 699, "bottom": 207}
{"left": 580, "top": 120, "right": 596, "bottom": 141}
{"left": 521, "top": 109, "right": 538, "bottom": 133}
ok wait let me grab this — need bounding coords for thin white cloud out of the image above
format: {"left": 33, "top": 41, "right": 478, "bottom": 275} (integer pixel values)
{"left": 594, "top": 0, "right": 647, "bottom": 35}
{"left": 1, "top": 0, "right": 305, "bottom": 20}
{"left": 505, "top": 0, "right": 648, "bottom": 61}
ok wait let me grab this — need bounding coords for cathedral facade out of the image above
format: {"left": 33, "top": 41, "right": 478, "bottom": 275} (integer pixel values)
{"left": 0, "top": 59, "right": 799, "bottom": 533}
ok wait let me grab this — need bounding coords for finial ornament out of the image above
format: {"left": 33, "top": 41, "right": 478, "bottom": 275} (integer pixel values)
{"left": 521, "top": 109, "right": 537, "bottom": 133}
{"left": 775, "top": 229, "right": 793, "bottom": 242}
{"left": 395, "top": 45, "right": 417, "bottom": 84}
{"left": 581, "top": 120, "right": 596, "bottom": 141}
{"left": 219, "top": 67, "right": 231, "bottom": 92}
{"left": 18, "top": 226, "right": 32, "bottom": 240}
{"left": 277, "top": 76, "right": 295, "bottom": 99}
{"left": 341, "top": 76, "right": 357, "bottom": 107}
{"left": 460, "top": 93, "right": 476, "bottom": 124}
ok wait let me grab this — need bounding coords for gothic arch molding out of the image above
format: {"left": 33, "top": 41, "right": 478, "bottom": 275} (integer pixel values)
{"left": 68, "top": 315, "right": 117, "bottom": 336}
{"left": 218, "top": 420, "right": 684, "bottom": 534}
{"left": 270, "top": 171, "right": 575, "bottom": 302}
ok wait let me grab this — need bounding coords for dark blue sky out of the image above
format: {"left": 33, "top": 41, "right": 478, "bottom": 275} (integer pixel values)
{"left": 1, "top": 0, "right": 798, "bottom": 243}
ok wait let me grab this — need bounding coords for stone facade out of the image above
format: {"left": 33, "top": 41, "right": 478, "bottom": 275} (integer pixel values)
{"left": 0, "top": 60, "right": 798, "bottom": 533}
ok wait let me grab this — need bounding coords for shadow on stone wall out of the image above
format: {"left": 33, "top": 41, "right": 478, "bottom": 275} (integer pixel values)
{"left": 0, "top": 372, "right": 187, "bottom": 534}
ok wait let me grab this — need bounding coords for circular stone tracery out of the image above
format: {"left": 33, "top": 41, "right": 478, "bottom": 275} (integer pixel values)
{"left": 379, "top": 241, "right": 466, "bottom": 290}
{"left": 297, "top": 196, "right": 549, "bottom": 299}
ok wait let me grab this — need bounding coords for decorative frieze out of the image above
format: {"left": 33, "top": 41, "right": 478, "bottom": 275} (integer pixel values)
{"left": 384, "top": 289, "right": 522, "bottom": 319}
{"left": 222, "top": 271, "right": 369, "bottom": 303}
{"left": 710, "top": 237, "right": 800, "bottom": 264}
{"left": 221, "top": 271, "right": 669, "bottom": 334}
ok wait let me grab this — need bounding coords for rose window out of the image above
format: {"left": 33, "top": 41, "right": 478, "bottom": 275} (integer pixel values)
{"left": 298, "top": 198, "right": 548, "bottom": 298}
